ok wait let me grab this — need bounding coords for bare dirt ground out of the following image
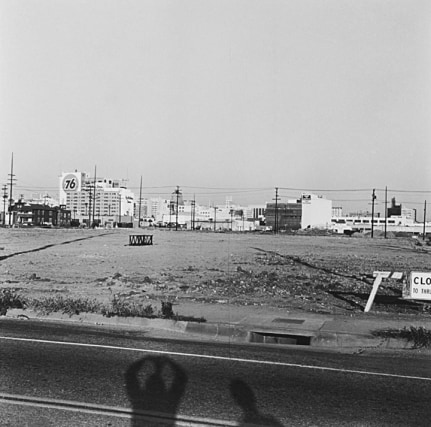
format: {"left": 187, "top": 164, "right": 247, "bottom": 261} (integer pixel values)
{"left": 1, "top": 228, "right": 430, "bottom": 316}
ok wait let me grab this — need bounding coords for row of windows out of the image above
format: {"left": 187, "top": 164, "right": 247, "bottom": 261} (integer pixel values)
{"left": 333, "top": 219, "right": 397, "bottom": 224}
{"left": 69, "top": 201, "right": 118, "bottom": 206}
{"left": 68, "top": 191, "right": 120, "bottom": 196}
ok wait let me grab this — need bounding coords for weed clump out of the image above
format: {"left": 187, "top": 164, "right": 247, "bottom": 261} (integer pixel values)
{"left": 372, "top": 326, "right": 431, "bottom": 349}
{"left": 101, "top": 295, "right": 155, "bottom": 318}
{"left": 29, "top": 296, "right": 101, "bottom": 316}
{"left": 161, "top": 301, "right": 174, "bottom": 318}
{"left": 0, "top": 290, "right": 206, "bottom": 322}
{"left": 0, "top": 289, "right": 26, "bottom": 315}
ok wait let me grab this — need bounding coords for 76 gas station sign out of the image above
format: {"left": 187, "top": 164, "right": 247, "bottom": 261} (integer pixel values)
{"left": 62, "top": 174, "right": 80, "bottom": 192}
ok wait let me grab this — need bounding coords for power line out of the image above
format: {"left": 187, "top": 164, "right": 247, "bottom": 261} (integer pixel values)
{"left": 279, "top": 187, "right": 371, "bottom": 192}
{"left": 279, "top": 187, "right": 430, "bottom": 193}
{"left": 13, "top": 182, "right": 431, "bottom": 195}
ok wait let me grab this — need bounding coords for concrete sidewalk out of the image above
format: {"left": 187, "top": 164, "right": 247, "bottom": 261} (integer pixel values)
{"left": 5, "top": 301, "right": 431, "bottom": 350}
{"left": 172, "top": 301, "right": 431, "bottom": 349}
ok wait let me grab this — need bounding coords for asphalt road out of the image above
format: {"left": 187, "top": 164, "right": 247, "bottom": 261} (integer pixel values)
{"left": 1, "top": 319, "right": 431, "bottom": 426}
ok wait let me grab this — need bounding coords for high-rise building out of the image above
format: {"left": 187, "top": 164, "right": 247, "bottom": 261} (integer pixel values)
{"left": 59, "top": 171, "right": 135, "bottom": 224}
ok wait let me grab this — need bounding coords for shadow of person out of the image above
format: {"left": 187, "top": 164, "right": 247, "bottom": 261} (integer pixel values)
{"left": 230, "top": 379, "right": 284, "bottom": 427}
{"left": 125, "top": 355, "right": 188, "bottom": 427}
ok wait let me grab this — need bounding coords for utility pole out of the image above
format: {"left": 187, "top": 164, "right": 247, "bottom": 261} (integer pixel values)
{"left": 273, "top": 187, "right": 280, "bottom": 234}
{"left": 174, "top": 186, "right": 181, "bottom": 231}
{"left": 2, "top": 185, "right": 7, "bottom": 226}
{"left": 423, "top": 200, "right": 427, "bottom": 241}
{"left": 92, "top": 165, "right": 97, "bottom": 226}
{"left": 169, "top": 201, "right": 172, "bottom": 226}
{"left": 371, "top": 189, "right": 376, "bottom": 238}
{"left": 214, "top": 206, "right": 217, "bottom": 232}
{"left": 193, "top": 195, "right": 196, "bottom": 230}
{"left": 8, "top": 153, "right": 16, "bottom": 226}
{"left": 87, "top": 184, "right": 92, "bottom": 227}
{"left": 384, "top": 186, "right": 387, "bottom": 239}
{"left": 190, "top": 197, "right": 195, "bottom": 231}
{"left": 118, "top": 192, "right": 122, "bottom": 225}
{"left": 138, "top": 175, "right": 142, "bottom": 228}
{"left": 192, "top": 195, "right": 196, "bottom": 230}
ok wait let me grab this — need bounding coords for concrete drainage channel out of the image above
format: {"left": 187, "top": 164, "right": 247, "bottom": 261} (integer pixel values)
{"left": 248, "top": 317, "right": 314, "bottom": 346}
{"left": 249, "top": 330, "right": 312, "bottom": 346}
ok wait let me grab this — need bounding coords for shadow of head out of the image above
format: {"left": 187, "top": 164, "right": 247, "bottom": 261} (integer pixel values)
{"left": 125, "top": 355, "right": 188, "bottom": 424}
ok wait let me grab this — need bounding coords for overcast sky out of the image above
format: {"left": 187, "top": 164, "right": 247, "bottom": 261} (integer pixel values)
{"left": 1, "top": 0, "right": 430, "bottom": 214}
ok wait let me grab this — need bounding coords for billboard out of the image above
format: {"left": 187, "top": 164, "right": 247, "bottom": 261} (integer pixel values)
{"left": 301, "top": 194, "right": 311, "bottom": 204}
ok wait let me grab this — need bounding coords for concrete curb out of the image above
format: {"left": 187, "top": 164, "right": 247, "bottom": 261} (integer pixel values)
{"left": 312, "top": 331, "right": 411, "bottom": 349}
{"left": 4, "top": 309, "right": 190, "bottom": 333}
{"left": 3, "top": 309, "right": 413, "bottom": 350}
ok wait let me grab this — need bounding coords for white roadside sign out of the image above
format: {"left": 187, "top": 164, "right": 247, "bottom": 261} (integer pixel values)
{"left": 408, "top": 272, "right": 431, "bottom": 300}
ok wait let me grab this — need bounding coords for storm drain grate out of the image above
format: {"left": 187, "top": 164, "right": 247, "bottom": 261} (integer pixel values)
{"left": 272, "top": 318, "right": 305, "bottom": 324}
{"left": 249, "top": 331, "right": 311, "bottom": 346}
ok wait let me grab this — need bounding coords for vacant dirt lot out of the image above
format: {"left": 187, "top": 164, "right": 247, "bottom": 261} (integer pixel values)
{"left": 1, "top": 228, "right": 430, "bottom": 316}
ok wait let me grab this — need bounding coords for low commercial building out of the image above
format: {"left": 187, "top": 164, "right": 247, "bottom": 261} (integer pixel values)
{"left": 331, "top": 215, "right": 428, "bottom": 235}
{"left": 9, "top": 202, "right": 71, "bottom": 227}
{"left": 266, "top": 193, "right": 332, "bottom": 231}
{"left": 331, "top": 198, "right": 424, "bottom": 235}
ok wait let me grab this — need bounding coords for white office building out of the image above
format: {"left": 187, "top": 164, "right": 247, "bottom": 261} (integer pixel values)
{"left": 59, "top": 171, "right": 135, "bottom": 224}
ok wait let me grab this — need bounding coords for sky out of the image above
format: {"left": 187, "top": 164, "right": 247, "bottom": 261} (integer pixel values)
{"left": 1, "top": 0, "right": 430, "bottom": 216}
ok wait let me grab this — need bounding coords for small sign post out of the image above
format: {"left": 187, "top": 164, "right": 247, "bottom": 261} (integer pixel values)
{"left": 365, "top": 271, "right": 431, "bottom": 313}
{"left": 364, "top": 271, "right": 404, "bottom": 313}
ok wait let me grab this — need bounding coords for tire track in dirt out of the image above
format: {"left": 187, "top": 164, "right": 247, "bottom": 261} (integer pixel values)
{"left": 0, "top": 232, "right": 115, "bottom": 261}
{"left": 251, "top": 247, "right": 372, "bottom": 284}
